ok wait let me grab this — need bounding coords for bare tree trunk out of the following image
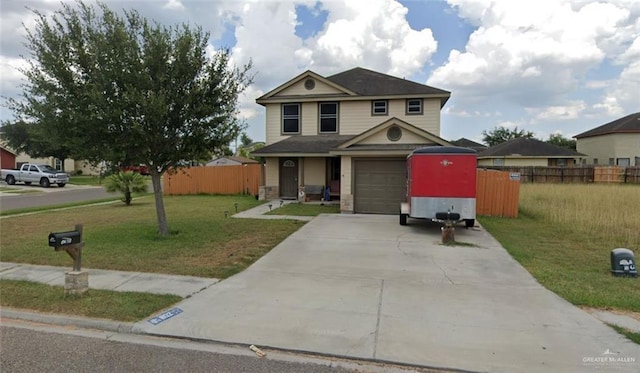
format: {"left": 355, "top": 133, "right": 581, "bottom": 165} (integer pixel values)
{"left": 151, "top": 169, "right": 169, "bottom": 236}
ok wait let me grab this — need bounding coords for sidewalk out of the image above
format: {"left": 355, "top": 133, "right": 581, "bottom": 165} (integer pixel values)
{"left": 0, "top": 262, "right": 218, "bottom": 297}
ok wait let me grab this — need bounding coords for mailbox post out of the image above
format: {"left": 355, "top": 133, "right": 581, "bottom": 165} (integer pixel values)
{"left": 48, "top": 224, "right": 88, "bottom": 294}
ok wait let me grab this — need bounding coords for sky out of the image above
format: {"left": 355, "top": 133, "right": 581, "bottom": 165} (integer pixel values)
{"left": 1, "top": 0, "right": 639, "bottom": 145}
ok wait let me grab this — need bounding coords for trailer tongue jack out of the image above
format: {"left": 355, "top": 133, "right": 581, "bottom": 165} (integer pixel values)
{"left": 435, "top": 212, "right": 461, "bottom": 243}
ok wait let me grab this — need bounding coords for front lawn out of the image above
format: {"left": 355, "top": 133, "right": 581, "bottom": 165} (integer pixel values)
{"left": 0, "top": 195, "right": 305, "bottom": 279}
{"left": 478, "top": 183, "right": 640, "bottom": 342}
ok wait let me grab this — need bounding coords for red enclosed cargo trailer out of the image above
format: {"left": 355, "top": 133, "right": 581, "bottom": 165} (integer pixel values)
{"left": 400, "top": 146, "right": 477, "bottom": 227}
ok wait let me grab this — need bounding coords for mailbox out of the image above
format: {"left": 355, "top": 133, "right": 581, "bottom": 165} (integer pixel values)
{"left": 48, "top": 230, "right": 82, "bottom": 249}
{"left": 611, "top": 248, "right": 637, "bottom": 277}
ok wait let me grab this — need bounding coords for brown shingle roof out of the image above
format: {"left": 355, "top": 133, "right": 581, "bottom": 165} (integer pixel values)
{"left": 478, "top": 137, "right": 585, "bottom": 157}
{"left": 574, "top": 112, "right": 640, "bottom": 139}
{"left": 451, "top": 138, "right": 488, "bottom": 152}
{"left": 326, "top": 67, "right": 450, "bottom": 97}
{"left": 252, "top": 135, "right": 355, "bottom": 155}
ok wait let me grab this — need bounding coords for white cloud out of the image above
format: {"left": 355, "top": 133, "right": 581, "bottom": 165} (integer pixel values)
{"left": 306, "top": 0, "right": 437, "bottom": 77}
{"left": 529, "top": 101, "right": 587, "bottom": 121}
{"left": 162, "top": 0, "right": 185, "bottom": 11}
{"left": 429, "top": 0, "right": 633, "bottom": 109}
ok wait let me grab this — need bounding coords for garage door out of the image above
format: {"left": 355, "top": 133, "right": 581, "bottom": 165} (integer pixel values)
{"left": 354, "top": 159, "right": 406, "bottom": 214}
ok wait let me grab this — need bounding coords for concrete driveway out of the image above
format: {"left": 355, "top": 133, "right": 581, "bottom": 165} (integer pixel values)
{"left": 135, "top": 214, "right": 639, "bottom": 372}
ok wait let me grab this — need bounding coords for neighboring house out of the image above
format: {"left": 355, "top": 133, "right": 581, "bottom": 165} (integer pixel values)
{"left": 206, "top": 156, "right": 259, "bottom": 166}
{"left": 451, "top": 138, "right": 487, "bottom": 153}
{"left": 14, "top": 153, "right": 76, "bottom": 172}
{"left": 574, "top": 112, "right": 640, "bottom": 166}
{"left": 1, "top": 146, "right": 17, "bottom": 169}
{"left": 477, "top": 137, "right": 585, "bottom": 167}
{"left": 252, "top": 67, "right": 453, "bottom": 214}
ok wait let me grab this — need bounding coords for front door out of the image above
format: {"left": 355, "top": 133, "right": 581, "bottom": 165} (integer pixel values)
{"left": 279, "top": 158, "right": 298, "bottom": 199}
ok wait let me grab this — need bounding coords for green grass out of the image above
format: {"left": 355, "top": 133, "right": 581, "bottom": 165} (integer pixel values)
{"left": 69, "top": 175, "right": 106, "bottom": 186}
{"left": 609, "top": 324, "right": 640, "bottom": 344}
{"left": 0, "top": 280, "right": 181, "bottom": 322}
{"left": 266, "top": 202, "right": 340, "bottom": 216}
{"left": 0, "top": 195, "right": 305, "bottom": 279}
{"left": 477, "top": 184, "right": 640, "bottom": 313}
{"left": 0, "top": 187, "right": 41, "bottom": 194}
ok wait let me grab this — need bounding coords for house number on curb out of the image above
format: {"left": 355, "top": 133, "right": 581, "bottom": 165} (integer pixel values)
{"left": 148, "top": 307, "right": 183, "bottom": 325}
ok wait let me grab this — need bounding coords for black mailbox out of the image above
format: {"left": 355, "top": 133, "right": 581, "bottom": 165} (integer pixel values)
{"left": 48, "top": 230, "right": 82, "bottom": 248}
{"left": 611, "top": 248, "right": 637, "bottom": 277}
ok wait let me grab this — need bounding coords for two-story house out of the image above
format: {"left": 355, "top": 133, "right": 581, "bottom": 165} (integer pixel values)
{"left": 253, "top": 67, "right": 452, "bottom": 214}
{"left": 574, "top": 112, "right": 640, "bottom": 166}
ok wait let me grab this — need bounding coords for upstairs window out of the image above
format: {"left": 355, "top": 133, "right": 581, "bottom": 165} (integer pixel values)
{"left": 372, "top": 100, "right": 388, "bottom": 115}
{"left": 282, "top": 103, "right": 300, "bottom": 134}
{"left": 319, "top": 102, "right": 338, "bottom": 133}
{"left": 406, "top": 99, "right": 423, "bottom": 115}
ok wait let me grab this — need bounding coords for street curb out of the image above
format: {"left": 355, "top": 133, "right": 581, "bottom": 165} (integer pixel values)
{"left": 0, "top": 308, "right": 135, "bottom": 334}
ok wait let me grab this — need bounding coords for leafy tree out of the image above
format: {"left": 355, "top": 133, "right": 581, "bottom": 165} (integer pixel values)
{"left": 235, "top": 132, "right": 264, "bottom": 160}
{"left": 104, "top": 171, "right": 147, "bottom": 205}
{"left": 6, "top": 1, "right": 252, "bottom": 236}
{"left": 481, "top": 126, "right": 535, "bottom": 146}
{"left": 1, "top": 120, "right": 73, "bottom": 171}
{"left": 546, "top": 133, "right": 576, "bottom": 150}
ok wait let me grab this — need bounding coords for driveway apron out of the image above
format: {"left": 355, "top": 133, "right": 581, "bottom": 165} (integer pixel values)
{"left": 134, "top": 214, "right": 639, "bottom": 373}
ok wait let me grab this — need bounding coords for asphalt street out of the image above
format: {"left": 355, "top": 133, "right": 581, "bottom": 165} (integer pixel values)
{"left": 0, "top": 184, "right": 118, "bottom": 212}
{"left": 0, "top": 321, "right": 446, "bottom": 373}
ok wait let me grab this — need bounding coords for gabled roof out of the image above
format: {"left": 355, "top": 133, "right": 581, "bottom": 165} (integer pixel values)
{"left": 326, "top": 67, "right": 450, "bottom": 99}
{"left": 252, "top": 134, "right": 355, "bottom": 156}
{"left": 256, "top": 67, "right": 450, "bottom": 106}
{"left": 478, "top": 137, "right": 585, "bottom": 158}
{"left": 256, "top": 70, "right": 356, "bottom": 103}
{"left": 219, "top": 156, "right": 258, "bottom": 164}
{"left": 574, "top": 112, "right": 640, "bottom": 139}
{"left": 1, "top": 146, "right": 17, "bottom": 155}
{"left": 336, "top": 117, "right": 451, "bottom": 149}
{"left": 451, "top": 138, "right": 487, "bottom": 152}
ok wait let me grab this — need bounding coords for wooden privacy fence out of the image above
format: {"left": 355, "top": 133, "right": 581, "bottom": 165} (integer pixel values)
{"left": 482, "top": 165, "right": 640, "bottom": 184}
{"left": 164, "top": 164, "right": 262, "bottom": 196}
{"left": 476, "top": 169, "right": 520, "bottom": 218}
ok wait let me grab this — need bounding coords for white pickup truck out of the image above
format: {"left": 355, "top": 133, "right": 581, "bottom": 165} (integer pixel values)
{"left": 1, "top": 163, "right": 69, "bottom": 187}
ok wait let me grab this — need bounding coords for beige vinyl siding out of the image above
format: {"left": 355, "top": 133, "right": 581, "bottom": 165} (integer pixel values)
{"left": 301, "top": 102, "right": 319, "bottom": 136}
{"left": 360, "top": 128, "right": 435, "bottom": 145}
{"left": 265, "top": 98, "right": 442, "bottom": 144}
{"left": 577, "top": 133, "right": 640, "bottom": 164}
{"left": 15, "top": 154, "right": 75, "bottom": 171}
{"left": 265, "top": 104, "right": 284, "bottom": 145}
{"left": 277, "top": 80, "right": 344, "bottom": 96}
{"left": 265, "top": 158, "right": 279, "bottom": 186}
{"left": 303, "top": 158, "right": 325, "bottom": 185}
{"left": 339, "top": 99, "right": 440, "bottom": 136}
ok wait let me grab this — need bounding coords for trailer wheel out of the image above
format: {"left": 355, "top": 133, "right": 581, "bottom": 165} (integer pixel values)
{"left": 40, "top": 177, "right": 50, "bottom": 188}
{"left": 5, "top": 175, "right": 16, "bottom": 185}
{"left": 400, "top": 213, "right": 408, "bottom": 226}
{"left": 465, "top": 219, "right": 475, "bottom": 228}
